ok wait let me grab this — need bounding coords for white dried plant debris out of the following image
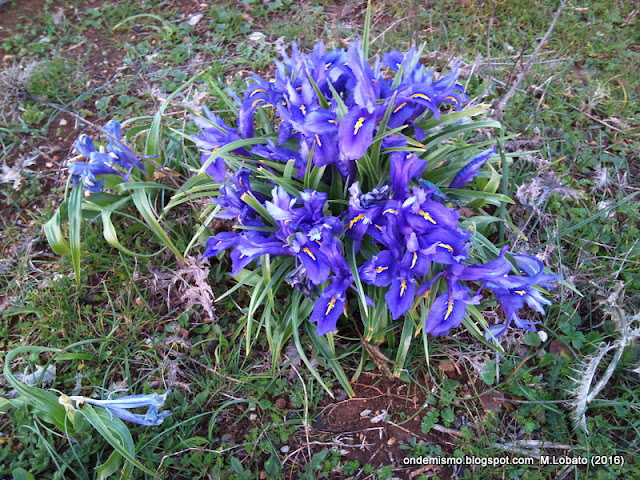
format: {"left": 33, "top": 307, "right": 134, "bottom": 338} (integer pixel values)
{"left": 7, "top": 365, "right": 57, "bottom": 397}
{"left": 515, "top": 171, "right": 582, "bottom": 213}
{"left": 593, "top": 166, "right": 611, "bottom": 190}
{"left": 0, "top": 61, "right": 39, "bottom": 119}
{"left": 167, "top": 362, "right": 192, "bottom": 393}
{"left": 148, "top": 256, "right": 215, "bottom": 319}
{"left": 567, "top": 282, "right": 640, "bottom": 433}
{"left": 149, "top": 86, "right": 210, "bottom": 111}
{"left": 1, "top": 155, "right": 37, "bottom": 190}
{"left": 520, "top": 153, "right": 550, "bottom": 169}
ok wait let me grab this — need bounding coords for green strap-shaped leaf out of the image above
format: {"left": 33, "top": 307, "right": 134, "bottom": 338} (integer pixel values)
{"left": 44, "top": 204, "right": 70, "bottom": 255}
{"left": 68, "top": 183, "right": 84, "bottom": 285}
{"left": 131, "top": 188, "right": 185, "bottom": 262}
{"left": 78, "top": 405, "right": 157, "bottom": 478}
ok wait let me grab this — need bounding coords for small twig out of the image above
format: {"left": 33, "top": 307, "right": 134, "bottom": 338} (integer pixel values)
{"left": 288, "top": 356, "right": 312, "bottom": 462}
{"left": 565, "top": 103, "right": 629, "bottom": 135}
{"left": 493, "top": 0, "right": 568, "bottom": 117}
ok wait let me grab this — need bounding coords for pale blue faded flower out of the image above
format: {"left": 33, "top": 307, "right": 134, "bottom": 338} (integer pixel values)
{"left": 69, "top": 391, "right": 171, "bottom": 426}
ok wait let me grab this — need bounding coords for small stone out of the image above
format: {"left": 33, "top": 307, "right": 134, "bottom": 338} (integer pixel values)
{"left": 249, "top": 413, "right": 257, "bottom": 421}
{"left": 360, "top": 409, "right": 372, "bottom": 417}
{"left": 259, "top": 472, "right": 267, "bottom": 480}
{"left": 275, "top": 397, "right": 287, "bottom": 409}
{"left": 387, "top": 437, "right": 396, "bottom": 446}
{"left": 280, "top": 445, "right": 289, "bottom": 453}
{"left": 188, "top": 14, "right": 204, "bottom": 26}
{"left": 59, "top": 118, "right": 68, "bottom": 126}
{"left": 45, "top": 162, "right": 53, "bottom": 168}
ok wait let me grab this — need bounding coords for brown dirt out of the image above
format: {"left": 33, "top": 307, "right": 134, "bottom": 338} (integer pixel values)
{"left": 310, "top": 373, "right": 454, "bottom": 480}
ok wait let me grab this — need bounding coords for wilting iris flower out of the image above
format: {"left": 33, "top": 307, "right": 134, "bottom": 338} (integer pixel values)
{"left": 69, "top": 391, "right": 171, "bottom": 426}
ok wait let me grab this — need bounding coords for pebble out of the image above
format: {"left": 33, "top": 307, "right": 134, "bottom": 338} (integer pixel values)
{"left": 249, "top": 413, "right": 257, "bottom": 421}
{"left": 59, "top": 118, "right": 68, "bottom": 126}
{"left": 360, "top": 409, "right": 372, "bottom": 417}
{"left": 188, "top": 14, "right": 204, "bottom": 26}
{"left": 280, "top": 445, "right": 289, "bottom": 453}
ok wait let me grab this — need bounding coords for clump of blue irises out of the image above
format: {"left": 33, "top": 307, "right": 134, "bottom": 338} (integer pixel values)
{"left": 70, "top": 41, "right": 558, "bottom": 342}
{"left": 194, "top": 41, "right": 559, "bottom": 340}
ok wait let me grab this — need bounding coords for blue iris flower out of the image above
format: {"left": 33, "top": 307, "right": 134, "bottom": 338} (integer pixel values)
{"left": 449, "top": 148, "right": 496, "bottom": 189}
{"left": 424, "top": 279, "right": 482, "bottom": 336}
{"left": 69, "top": 122, "right": 145, "bottom": 192}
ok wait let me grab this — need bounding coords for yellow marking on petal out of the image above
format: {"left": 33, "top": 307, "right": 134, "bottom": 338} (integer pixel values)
{"left": 325, "top": 62, "right": 332, "bottom": 69}
{"left": 353, "top": 116, "right": 366, "bottom": 135}
{"left": 284, "top": 219, "right": 294, "bottom": 224}
{"left": 411, "top": 252, "right": 418, "bottom": 269}
{"left": 250, "top": 88, "right": 266, "bottom": 97}
{"left": 393, "top": 102, "right": 408, "bottom": 113}
{"left": 316, "top": 241, "right": 323, "bottom": 247}
{"left": 374, "top": 224, "right": 383, "bottom": 231}
{"left": 299, "top": 104, "right": 307, "bottom": 116}
{"left": 302, "top": 248, "right": 316, "bottom": 261}
{"left": 406, "top": 153, "right": 413, "bottom": 159}
{"left": 375, "top": 266, "right": 388, "bottom": 273}
{"left": 251, "top": 98, "right": 265, "bottom": 108}
{"left": 348, "top": 214, "right": 365, "bottom": 229}
{"left": 439, "top": 243, "right": 454, "bottom": 253}
{"left": 314, "top": 134, "right": 322, "bottom": 147}
{"left": 109, "top": 152, "right": 119, "bottom": 159}
{"left": 325, "top": 296, "right": 337, "bottom": 315}
{"left": 410, "top": 93, "right": 432, "bottom": 102}
{"left": 85, "top": 179, "right": 95, "bottom": 186}
{"left": 328, "top": 119, "right": 339, "bottom": 125}
{"left": 468, "top": 225, "right": 474, "bottom": 231}
{"left": 322, "top": 223, "right": 332, "bottom": 229}
{"left": 269, "top": 78, "right": 276, "bottom": 83}
{"left": 444, "top": 293, "right": 454, "bottom": 320}
{"left": 400, "top": 279, "right": 407, "bottom": 297}
{"left": 383, "top": 208, "right": 397, "bottom": 215}
{"left": 296, "top": 86, "right": 303, "bottom": 91}
{"left": 514, "top": 290, "right": 527, "bottom": 295}
{"left": 455, "top": 81, "right": 464, "bottom": 88}
{"left": 444, "top": 96, "right": 459, "bottom": 105}
{"left": 371, "top": 78, "right": 378, "bottom": 83}
{"left": 418, "top": 210, "right": 436, "bottom": 224}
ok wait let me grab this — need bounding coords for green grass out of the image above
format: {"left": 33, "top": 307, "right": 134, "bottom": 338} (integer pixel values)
{"left": 1, "top": 0, "right": 639, "bottom": 478}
